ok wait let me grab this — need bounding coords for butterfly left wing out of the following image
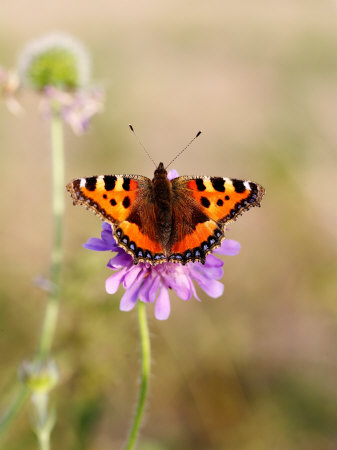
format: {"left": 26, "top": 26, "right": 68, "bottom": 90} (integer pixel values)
{"left": 168, "top": 175, "right": 265, "bottom": 264}
{"left": 66, "top": 174, "right": 166, "bottom": 264}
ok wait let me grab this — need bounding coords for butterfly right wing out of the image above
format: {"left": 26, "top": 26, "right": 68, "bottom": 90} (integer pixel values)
{"left": 66, "top": 174, "right": 166, "bottom": 264}
{"left": 167, "top": 175, "right": 265, "bottom": 264}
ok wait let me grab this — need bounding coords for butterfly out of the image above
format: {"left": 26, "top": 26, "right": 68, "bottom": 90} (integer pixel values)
{"left": 66, "top": 162, "right": 265, "bottom": 265}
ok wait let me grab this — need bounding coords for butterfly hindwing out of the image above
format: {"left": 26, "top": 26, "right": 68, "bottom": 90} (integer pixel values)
{"left": 66, "top": 174, "right": 166, "bottom": 264}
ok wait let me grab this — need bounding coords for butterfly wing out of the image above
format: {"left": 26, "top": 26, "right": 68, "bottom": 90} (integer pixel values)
{"left": 66, "top": 174, "right": 166, "bottom": 264}
{"left": 168, "top": 176, "right": 265, "bottom": 264}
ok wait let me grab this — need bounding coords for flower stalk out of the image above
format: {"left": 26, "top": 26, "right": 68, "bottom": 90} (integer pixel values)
{"left": 29, "top": 108, "right": 64, "bottom": 450}
{"left": 37, "top": 107, "right": 64, "bottom": 361}
{"left": 0, "top": 109, "right": 64, "bottom": 443}
{"left": 125, "top": 301, "right": 151, "bottom": 450}
{"left": 31, "top": 390, "right": 56, "bottom": 450}
{"left": 0, "top": 32, "right": 103, "bottom": 446}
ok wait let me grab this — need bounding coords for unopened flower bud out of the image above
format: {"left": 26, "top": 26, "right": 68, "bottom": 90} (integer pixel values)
{"left": 18, "top": 33, "right": 90, "bottom": 90}
{"left": 19, "top": 359, "right": 59, "bottom": 393}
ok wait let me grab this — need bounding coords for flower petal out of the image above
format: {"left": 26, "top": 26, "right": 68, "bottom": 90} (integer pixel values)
{"left": 107, "top": 251, "right": 132, "bottom": 269}
{"left": 101, "top": 230, "right": 118, "bottom": 250}
{"left": 102, "top": 222, "right": 112, "bottom": 232}
{"left": 167, "top": 169, "right": 179, "bottom": 180}
{"left": 187, "top": 276, "right": 201, "bottom": 301}
{"left": 154, "top": 287, "right": 171, "bottom": 320}
{"left": 198, "top": 278, "right": 224, "bottom": 298}
{"left": 119, "top": 275, "right": 144, "bottom": 311}
{"left": 105, "top": 268, "right": 128, "bottom": 294}
{"left": 204, "top": 254, "right": 224, "bottom": 268}
{"left": 198, "top": 265, "right": 224, "bottom": 280}
{"left": 139, "top": 273, "right": 160, "bottom": 303}
{"left": 167, "top": 270, "right": 192, "bottom": 301}
{"left": 214, "top": 239, "right": 241, "bottom": 256}
{"left": 123, "top": 266, "right": 144, "bottom": 288}
{"left": 83, "top": 237, "right": 110, "bottom": 251}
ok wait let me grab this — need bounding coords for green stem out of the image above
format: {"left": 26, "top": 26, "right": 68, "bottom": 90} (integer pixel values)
{"left": 37, "top": 433, "right": 50, "bottom": 450}
{"left": 32, "top": 392, "right": 54, "bottom": 450}
{"left": 125, "top": 302, "right": 151, "bottom": 450}
{"left": 37, "top": 110, "right": 64, "bottom": 361}
{"left": 0, "top": 111, "right": 65, "bottom": 440}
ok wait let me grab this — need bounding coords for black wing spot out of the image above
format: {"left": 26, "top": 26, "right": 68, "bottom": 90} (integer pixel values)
{"left": 232, "top": 179, "right": 246, "bottom": 193}
{"left": 85, "top": 177, "right": 97, "bottom": 191}
{"left": 123, "top": 196, "right": 130, "bottom": 209}
{"left": 201, "top": 196, "right": 210, "bottom": 208}
{"left": 122, "top": 178, "right": 131, "bottom": 191}
{"left": 217, "top": 199, "right": 223, "bottom": 206}
{"left": 196, "top": 179, "right": 206, "bottom": 191}
{"left": 104, "top": 175, "right": 117, "bottom": 191}
{"left": 211, "top": 177, "right": 225, "bottom": 192}
{"left": 110, "top": 198, "right": 117, "bottom": 206}
{"left": 225, "top": 195, "right": 230, "bottom": 200}
{"left": 103, "top": 194, "right": 107, "bottom": 199}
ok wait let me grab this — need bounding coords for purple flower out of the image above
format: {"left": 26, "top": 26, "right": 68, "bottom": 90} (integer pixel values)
{"left": 40, "top": 86, "right": 104, "bottom": 135}
{"left": 84, "top": 170, "right": 241, "bottom": 320}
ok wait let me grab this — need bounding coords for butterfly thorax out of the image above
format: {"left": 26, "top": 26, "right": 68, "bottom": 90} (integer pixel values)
{"left": 152, "top": 162, "right": 173, "bottom": 248}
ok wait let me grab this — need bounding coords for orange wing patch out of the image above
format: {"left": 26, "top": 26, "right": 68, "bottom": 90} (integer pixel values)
{"left": 171, "top": 220, "right": 218, "bottom": 253}
{"left": 187, "top": 177, "right": 265, "bottom": 223}
{"left": 168, "top": 218, "right": 224, "bottom": 264}
{"left": 66, "top": 175, "right": 140, "bottom": 224}
{"left": 115, "top": 221, "right": 166, "bottom": 264}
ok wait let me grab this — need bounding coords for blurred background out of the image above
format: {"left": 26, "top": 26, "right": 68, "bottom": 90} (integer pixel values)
{"left": 0, "top": 1, "right": 336, "bottom": 449}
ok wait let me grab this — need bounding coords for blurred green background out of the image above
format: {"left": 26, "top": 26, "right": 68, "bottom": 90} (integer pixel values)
{"left": 0, "top": 1, "right": 336, "bottom": 449}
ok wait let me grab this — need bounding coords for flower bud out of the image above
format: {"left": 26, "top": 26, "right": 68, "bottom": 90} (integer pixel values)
{"left": 18, "top": 33, "right": 90, "bottom": 90}
{"left": 19, "top": 359, "right": 59, "bottom": 393}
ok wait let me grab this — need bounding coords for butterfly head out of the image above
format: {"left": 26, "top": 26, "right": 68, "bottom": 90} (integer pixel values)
{"left": 154, "top": 162, "right": 167, "bottom": 177}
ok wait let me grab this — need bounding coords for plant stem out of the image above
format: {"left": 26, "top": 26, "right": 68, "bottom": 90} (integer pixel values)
{"left": 0, "top": 110, "right": 64, "bottom": 440}
{"left": 125, "top": 302, "right": 151, "bottom": 450}
{"left": 37, "top": 110, "right": 64, "bottom": 361}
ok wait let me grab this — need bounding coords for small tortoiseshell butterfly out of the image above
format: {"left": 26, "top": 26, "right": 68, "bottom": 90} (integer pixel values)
{"left": 66, "top": 157, "right": 265, "bottom": 266}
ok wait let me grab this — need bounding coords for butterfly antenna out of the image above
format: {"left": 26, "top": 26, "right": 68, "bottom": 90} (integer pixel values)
{"left": 129, "top": 124, "right": 157, "bottom": 168}
{"left": 165, "top": 130, "right": 202, "bottom": 169}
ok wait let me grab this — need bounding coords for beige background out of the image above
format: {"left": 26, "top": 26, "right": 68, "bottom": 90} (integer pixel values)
{"left": 0, "top": 1, "right": 336, "bottom": 449}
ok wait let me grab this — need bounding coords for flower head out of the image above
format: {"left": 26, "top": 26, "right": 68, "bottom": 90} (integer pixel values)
{"left": 0, "top": 66, "right": 23, "bottom": 115}
{"left": 18, "top": 32, "right": 90, "bottom": 91}
{"left": 12, "top": 32, "right": 103, "bottom": 134}
{"left": 40, "top": 85, "right": 104, "bottom": 135}
{"left": 19, "top": 359, "right": 59, "bottom": 393}
{"left": 84, "top": 170, "right": 241, "bottom": 320}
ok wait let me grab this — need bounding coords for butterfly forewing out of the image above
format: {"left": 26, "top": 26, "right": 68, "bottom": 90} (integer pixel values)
{"left": 174, "top": 176, "right": 265, "bottom": 223}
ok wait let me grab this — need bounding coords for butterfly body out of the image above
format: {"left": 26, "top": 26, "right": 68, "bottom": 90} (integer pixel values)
{"left": 66, "top": 163, "right": 265, "bottom": 265}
